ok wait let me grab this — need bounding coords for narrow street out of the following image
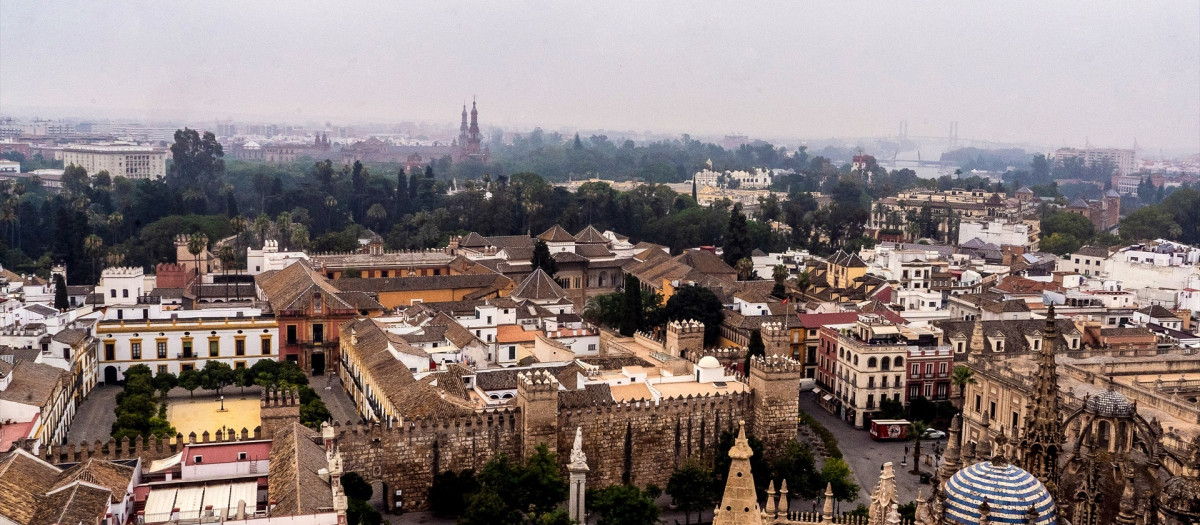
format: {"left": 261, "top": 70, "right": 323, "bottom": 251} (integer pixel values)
{"left": 798, "top": 392, "right": 944, "bottom": 509}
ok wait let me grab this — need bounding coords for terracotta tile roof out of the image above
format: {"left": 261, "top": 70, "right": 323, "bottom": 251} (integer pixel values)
{"left": 573, "top": 243, "right": 614, "bottom": 258}
{"left": 484, "top": 235, "right": 534, "bottom": 249}
{"left": 0, "top": 450, "right": 62, "bottom": 525}
{"left": 1074, "top": 245, "right": 1111, "bottom": 258}
{"left": 31, "top": 482, "right": 112, "bottom": 525}
{"left": 335, "top": 291, "right": 385, "bottom": 311}
{"left": 23, "top": 304, "right": 58, "bottom": 317}
{"left": 574, "top": 225, "right": 608, "bottom": 244}
{"left": 510, "top": 269, "right": 568, "bottom": 301}
{"left": 675, "top": 250, "right": 737, "bottom": 276}
{"left": 1136, "top": 304, "right": 1178, "bottom": 319}
{"left": 933, "top": 319, "right": 1080, "bottom": 353}
{"left": 336, "top": 274, "right": 509, "bottom": 294}
{"left": 268, "top": 422, "right": 333, "bottom": 516}
{"left": 51, "top": 328, "right": 89, "bottom": 346}
{"left": 559, "top": 383, "right": 614, "bottom": 407}
{"left": 311, "top": 251, "right": 456, "bottom": 270}
{"left": 459, "top": 232, "right": 490, "bottom": 248}
{"left": 51, "top": 458, "right": 135, "bottom": 503}
{"left": 0, "top": 359, "right": 67, "bottom": 408}
{"left": 982, "top": 299, "right": 1032, "bottom": 314}
{"left": 538, "top": 225, "right": 576, "bottom": 243}
{"left": 496, "top": 325, "right": 540, "bottom": 344}
{"left": 256, "top": 261, "right": 363, "bottom": 312}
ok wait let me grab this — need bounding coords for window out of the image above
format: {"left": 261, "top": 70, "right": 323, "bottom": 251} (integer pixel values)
{"left": 122, "top": 289, "right": 129, "bottom": 298}
{"left": 508, "top": 347, "right": 516, "bottom": 360}
{"left": 866, "top": 394, "right": 874, "bottom": 409}
{"left": 131, "top": 342, "right": 142, "bottom": 360}
{"left": 313, "top": 324, "right": 324, "bottom": 343}
{"left": 926, "top": 363, "right": 934, "bottom": 376}
{"left": 235, "top": 361, "right": 246, "bottom": 370}
{"left": 183, "top": 340, "right": 193, "bottom": 358}
{"left": 990, "top": 401, "right": 997, "bottom": 419}
{"left": 867, "top": 377, "right": 875, "bottom": 388}
{"left": 157, "top": 365, "right": 167, "bottom": 375}
{"left": 157, "top": 341, "right": 167, "bottom": 358}
{"left": 181, "top": 363, "right": 194, "bottom": 372}
{"left": 262, "top": 338, "right": 271, "bottom": 355}
{"left": 110, "top": 289, "right": 117, "bottom": 298}
{"left": 868, "top": 357, "right": 877, "bottom": 368}
{"left": 238, "top": 452, "right": 247, "bottom": 460}
{"left": 587, "top": 344, "right": 597, "bottom": 351}
{"left": 924, "top": 383, "right": 932, "bottom": 397}
{"left": 104, "top": 342, "right": 115, "bottom": 361}
{"left": 286, "top": 325, "right": 297, "bottom": 344}
{"left": 194, "top": 455, "right": 203, "bottom": 464}
{"left": 235, "top": 339, "right": 245, "bottom": 356}
{"left": 911, "top": 364, "right": 920, "bottom": 377}
{"left": 939, "top": 362, "right": 947, "bottom": 375}
{"left": 893, "top": 357, "right": 902, "bottom": 367}
{"left": 881, "top": 357, "right": 891, "bottom": 371}
{"left": 975, "top": 394, "right": 982, "bottom": 412}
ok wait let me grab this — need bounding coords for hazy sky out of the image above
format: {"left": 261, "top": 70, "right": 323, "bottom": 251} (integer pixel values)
{"left": 2, "top": 1, "right": 1198, "bottom": 150}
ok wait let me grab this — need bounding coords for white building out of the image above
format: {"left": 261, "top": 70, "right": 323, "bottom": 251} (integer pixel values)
{"left": 1051, "top": 146, "right": 1137, "bottom": 177}
{"left": 0, "top": 160, "right": 19, "bottom": 173}
{"left": 99, "top": 266, "right": 149, "bottom": 305}
{"left": 95, "top": 305, "right": 278, "bottom": 382}
{"left": 61, "top": 143, "right": 168, "bottom": 180}
{"left": 246, "top": 240, "right": 309, "bottom": 275}
{"left": 958, "top": 219, "right": 1036, "bottom": 249}
{"left": 692, "top": 167, "right": 784, "bottom": 189}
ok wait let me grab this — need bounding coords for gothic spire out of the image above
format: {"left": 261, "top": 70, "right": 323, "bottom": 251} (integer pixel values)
{"left": 1018, "top": 304, "right": 1066, "bottom": 494}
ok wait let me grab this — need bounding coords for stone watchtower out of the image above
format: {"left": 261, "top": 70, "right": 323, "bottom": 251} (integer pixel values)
{"left": 666, "top": 319, "right": 705, "bottom": 360}
{"left": 760, "top": 321, "right": 790, "bottom": 357}
{"left": 748, "top": 354, "right": 802, "bottom": 458}
{"left": 259, "top": 387, "right": 301, "bottom": 439}
{"left": 517, "top": 369, "right": 560, "bottom": 458}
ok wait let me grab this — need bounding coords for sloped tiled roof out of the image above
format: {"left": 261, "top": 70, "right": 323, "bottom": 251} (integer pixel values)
{"left": 256, "top": 261, "right": 360, "bottom": 312}
{"left": 459, "top": 232, "right": 490, "bottom": 248}
{"left": 51, "top": 458, "right": 134, "bottom": 503}
{"left": 552, "top": 251, "right": 589, "bottom": 264}
{"left": 51, "top": 328, "right": 89, "bottom": 346}
{"left": 510, "top": 269, "right": 568, "bottom": 301}
{"left": 268, "top": 422, "right": 333, "bottom": 516}
{"left": 1074, "top": 245, "right": 1111, "bottom": 258}
{"left": 23, "top": 304, "right": 57, "bottom": 317}
{"left": 0, "top": 450, "right": 62, "bottom": 525}
{"left": 574, "top": 225, "right": 607, "bottom": 244}
{"left": 0, "top": 359, "right": 67, "bottom": 408}
{"left": 574, "top": 243, "right": 614, "bottom": 258}
{"left": 675, "top": 250, "right": 737, "bottom": 276}
{"left": 336, "top": 274, "right": 509, "bottom": 294}
{"left": 538, "top": 225, "right": 576, "bottom": 243}
{"left": 30, "top": 483, "right": 112, "bottom": 525}
{"left": 1136, "top": 304, "right": 1179, "bottom": 319}
{"left": 484, "top": 235, "right": 535, "bottom": 249}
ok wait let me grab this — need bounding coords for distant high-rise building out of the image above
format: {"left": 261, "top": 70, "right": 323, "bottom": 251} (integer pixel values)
{"left": 1051, "top": 147, "right": 1137, "bottom": 177}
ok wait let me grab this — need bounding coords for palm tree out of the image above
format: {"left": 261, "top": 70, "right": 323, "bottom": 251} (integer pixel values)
{"left": 84, "top": 234, "right": 105, "bottom": 282}
{"left": 909, "top": 420, "right": 930, "bottom": 476}
{"left": 323, "top": 195, "right": 337, "bottom": 231}
{"left": 951, "top": 366, "right": 976, "bottom": 407}
{"left": 217, "top": 245, "right": 236, "bottom": 299}
{"left": 735, "top": 257, "right": 755, "bottom": 281}
{"left": 367, "top": 203, "right": 388, "bottom": 231}
{"left": 276, "top": 212, "right": 293, "bottom": 250}
{"left": 253, "top": 214, "right": 271, "bottom": 246}
{"left": 772, "top": 264, "right": 789, "bottom": 284}
{"left": 230, "top": 215, "right": 248, "bottom": 270}
{"left": 187, "top": 233, "right": 207, "bottom": 277}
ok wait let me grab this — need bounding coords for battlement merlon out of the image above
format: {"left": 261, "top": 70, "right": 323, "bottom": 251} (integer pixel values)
{"left": 749, "top": 354, "right": 803, "bottom": 376}
{"left": 666, "top": 319, "right": 705, "bottom": 335}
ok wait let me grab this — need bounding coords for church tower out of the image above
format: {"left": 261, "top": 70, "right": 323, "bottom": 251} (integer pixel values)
{"left": 459, "top": 104, "right": 470, "bottom": 144}
{"left": 1018, "top": 305, "right": 1066, "bottom": 496}
{"left": 467, "top": 100, "right": 482, "bottom": 156}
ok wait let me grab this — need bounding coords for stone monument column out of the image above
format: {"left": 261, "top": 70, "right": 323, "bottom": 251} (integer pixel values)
{"left": 567, "top": 426, "right": 589, "bottom": 523}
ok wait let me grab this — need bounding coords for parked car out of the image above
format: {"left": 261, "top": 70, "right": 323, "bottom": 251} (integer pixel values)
{"left": 922, "top": 428, "right": 947, "bottom": 440}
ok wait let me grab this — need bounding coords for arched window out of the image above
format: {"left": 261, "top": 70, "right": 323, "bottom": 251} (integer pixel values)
{"left": 881, "top": 357, "right": 891, "bottom": 371}
{"left": 893, "top": 357, "right": 903, "bottom": 368}
{"left": 853, "top": 355, "right": 859, "bottom": 366}
{"left": 868, "top": 357, "right": 877, "bottom": 368}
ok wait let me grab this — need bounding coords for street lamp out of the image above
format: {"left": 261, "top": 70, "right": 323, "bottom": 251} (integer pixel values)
{"left": 218, "top": 395, "right": 227, "bottom": 412}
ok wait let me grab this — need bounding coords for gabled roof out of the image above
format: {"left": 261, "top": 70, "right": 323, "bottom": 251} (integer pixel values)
{"left": 827, "top": 250, "right": 867, "bottom": 268}
{"left": 574, "top": 243, "right": 614, "bottom": 259}
{"left": 268, "top": 422, "right": 333, "bottom": 516}
{"left": 511, "top": 269, "right": 568, "bottom": 301}
{"left": 675, "top": 250, "right": 736, "bottom": 276}
{"left": 1136, "top": 304, "right": 1179, "bottom": 319}
{"left": 537, "top": 225, "right": 576, "bottom": 243}
{"left": 1016, "top": 186, "right": 1034, "bottom": 194}
{"left": 459, "top": 232, "right": 490, "bottom": 248}
{"left": 256, "top": 261, "right": 363, "bottom": 313}
{"left": 22, "top": 304, "right": 57, "bottom": 317}
{"left": 51, "top": 459, "right": 135, "bottom": 504}
{"left": 1074, "top": 245, "right": 1111, "bottom": 258}
{"left": 574, "top": 225, "right": 607, "bottom": 244}
{"left": 51, "top": 328, "right": 89, "bottom": 346}
{"left": 0, "top": 449, "right": 62, "bottom": 525}
{"left": 1068, "top": 197, "right": 1091, "bottom": 208}
{"left": 30, "top": 482, "right": 112, "bottom": 525}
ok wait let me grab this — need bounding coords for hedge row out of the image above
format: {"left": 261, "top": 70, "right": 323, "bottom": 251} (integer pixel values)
{"left": 799, "top": 409, "right": 843, "bottom": 459}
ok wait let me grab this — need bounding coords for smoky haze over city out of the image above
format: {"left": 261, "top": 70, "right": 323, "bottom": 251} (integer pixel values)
{"left": 2, "top": 1, "right": 1199, "bottom": 152}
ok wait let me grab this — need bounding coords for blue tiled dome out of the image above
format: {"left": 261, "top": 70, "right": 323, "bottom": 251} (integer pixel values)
{"left": 943, "top": 460, "right": 1057, "bottom": 524}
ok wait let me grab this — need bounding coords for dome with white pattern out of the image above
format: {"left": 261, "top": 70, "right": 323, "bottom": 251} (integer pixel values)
{"left": 943, "top": 459, "right": 1057, "bottom": 525}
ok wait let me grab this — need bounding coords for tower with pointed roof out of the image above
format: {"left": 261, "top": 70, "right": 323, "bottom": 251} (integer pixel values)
{"left": 1018, "top": 305, "right": 1066, "bottom": 496}
{"left": 712, "top": 421, "right": 763, "bottom": 525}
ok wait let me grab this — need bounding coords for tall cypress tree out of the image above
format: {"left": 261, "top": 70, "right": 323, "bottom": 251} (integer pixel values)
{"left": 54, "top": 274, "right": 68, "bottom": 310}
{"left": 409, "top": 170, "right": 419, "bottom": 200}
{"left": 396, "top": 168, "right": 409, "bottom": 215}
{"left": 620, "top": 274, "right": 643, "bottom": 336}
{"left": 722, "top": 203, "right": 751, "bottom": 266}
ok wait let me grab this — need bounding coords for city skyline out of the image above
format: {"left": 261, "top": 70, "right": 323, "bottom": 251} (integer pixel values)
{"left": 2, "top": 1, "right": 1199, "bottom": 151}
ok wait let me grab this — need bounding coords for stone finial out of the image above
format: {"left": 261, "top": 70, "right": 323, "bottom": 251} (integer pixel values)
{"left": 765, "top": 480, "right": 777, "bottom": 516}
{"left": 822, "top": 482, "right": 834, "bottom": 519}
{"left": 778, "top": 479, "right": 789, "bottom": 514}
